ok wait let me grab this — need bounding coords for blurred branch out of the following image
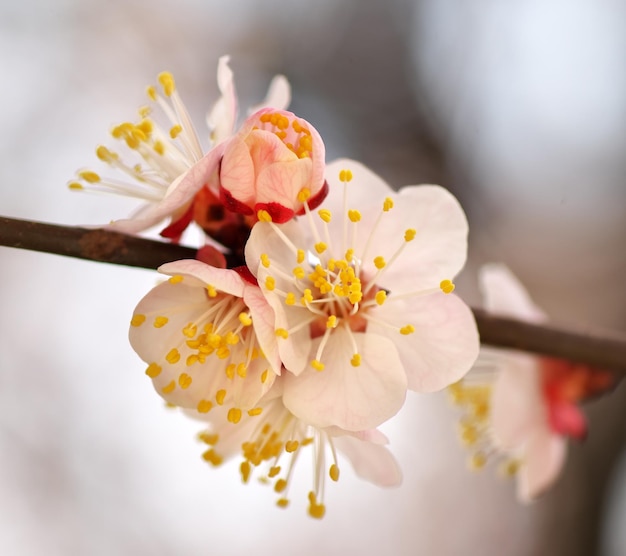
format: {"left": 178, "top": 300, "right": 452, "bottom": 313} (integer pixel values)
{"left": 2, "top": 216, "right": 626, "bottom": 372}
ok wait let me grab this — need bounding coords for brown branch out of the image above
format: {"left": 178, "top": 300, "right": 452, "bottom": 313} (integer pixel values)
{"left": 2, "top": 216, "right": 626, "bottom": 373}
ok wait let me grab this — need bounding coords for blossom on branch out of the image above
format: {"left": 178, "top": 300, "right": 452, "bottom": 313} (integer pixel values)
{"left": 450, "top": 264, "right": 615, "bottom": 501}
{"left": 246, "top": 159, "right": 480, "bottom": 431}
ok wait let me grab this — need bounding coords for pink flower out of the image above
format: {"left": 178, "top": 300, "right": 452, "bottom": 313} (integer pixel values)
{"left": 245, "top": 159, "right": 479, "bottom": 432}
{"left": 128, "top": 260, "right": 281, "bottom": 421}
{"left": 451, "top": 264, "right": 614, "bottom": 501}
{"left": 219, "top": 108, "right": 327, "bottom": 224}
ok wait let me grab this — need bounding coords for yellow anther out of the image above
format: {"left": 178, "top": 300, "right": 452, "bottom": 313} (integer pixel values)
{"left": 339, "top": 169, "right": 353, "bottom": 182}
{"left": 95, "top": 145, "right": 117, "bottom": 162}
{"left": 469, "top": 452, "right": 487, "bottom": 471}
{"left": 168, "top": 275, "right": 184, "bottom": 284}
{"left": 225, "top": 332, "right": 239, "bottom": 345}
{"left": 296, "top": 249, "right": 305, "bottom": 264}
{"left": 182, "top": 323, "right": 197, "bottom": 338}
{"left": 373, "top": 256, "right": 386, "bottom": 269}
{"left": 206, "top": 285, "right": 218, "bottom": 298}
{"left": 274, "top": 479, "right": 287, "bottom": 493}
{"left": 318, "top": 209, "right": 332, "bottom": 223}
{"left": 301, "top": 289, "right": 313, "bottom": 305}
{"left": 161, "top": 380, "right": 176, "bottom": 394}
{"left": 68, "top": 182, "right": 84, "bottom": 191}
{"left": 351, "top": 353, "right": 361, "bottom": 367}
{"left": 248, "top": 407, "right": 263, "bottom": 417}
{"left": 348, "top": 209, "right": 361, "bottom": 223}
{"left": 345, "top": 248, "right": 354, "bottom": 262}
{"left": 236, "top": 363, "right": 247, "bottom": 378}
{"left": 169, "top": 124, "right": 183, "bottom": 139}
{"left": 186, "top": 354, "right": 199, "bottom": 366}
{"left": 198, "top": 432, "right": 218, "bottom": 445}
{"left": 326, "top": 315, "right": 338, "bottom": 329}
{"left": 275, "top": 328, "right": 289, "bottom": 339}
{"left": 293, "top": 266, "right": 305, "bottom": 280}
{"left": 153, "top": 316, "right": 169, "bottom": 328}
{"left": 276, "top": 498, "right": 290, "bottom": 508}
{"left": 440, "top": 279, "right": 455, "bottom": 294}
{"left": 400, "top": 324, "right": 415, "bottom": 335}
{"left": 197, "top": 399, "right": 213, "bottom": 414}
{"left": 158, "top": 71, "right": 176, "bottom": 96}
{"left": 269, "top": 466, "right": 281, "bottom": 478}
{"left": 138, "top": 105, "right": 151, "bottom": 118}
{"left": 78, "top": 170, "right": 101, "bottom": 183}
{"left": 329, "top": 464, "right": 340, "bottom": 482}
{"left": 146, "top": 85, "right": 157, "bottom": 101}
{"left": 499, "top": 459, "right": 521, "bottom": 477}
{"left": 240, "top": 460, "right": 251, "bottom": 483}
{"left": 178, "top": 373, "right": 192, "bottom": 389}
{"left": 375, "top": 290, "right": 387, "bottom": 305}
{"left": 145, "top": 362, "right": 162, "bottom": 378}
{"left": 165, "top": 348, "right": 181, "bottom": 364}
{"left": 130, "top": 314, "right": 146, "bottom": 327}
{"left": 228, "top": 408, "right": 242, "bottom": 424}
{"left": 383, "top": 197, "right": 394, "bottom": 211}
{"left": 285, "top": 292, "right": 296, "bottom": 306}
{"left": 153, "top": 141, "right": 165, "bottom": 155}
{"left": 308, "top": 493, "right": 326, "bottom": 519}
{"left": 314, "top": 242, "right": 327, "bottom": 254}
{"left": 404, "top": 228, "right": 417, "bottom": 242}
{"left": 261, "top": 370, "right": 269, "bottom": 383}
{"left": 285, "top": 440, "right": 299, "bottom": 453}
{"left": 257, "top": 209, "right": 272, "bottom": 222}
{"left": 216, "top": 389, "right": 227, "bottom": 405}
{"left": 460, "top": 424, "right": 478, "bottom": 446}
{"left": 260, "top": 253, "right": 270, "bottom": 268}
{"left": 265, "top": 276, "right": 276, "bottom": 291}
{"left": 225, "top": 363, "right": 236, "bottom": 379}
{"left": 311, "top": 359, "right": 325, "bottom": 371}
{"left": 297, "top": 188, "right": 311, "bottom": 202}
{"left": 202, "top": 449, "right": 223, "bottom": 467}
{"left": 238, "top": 312, "right": 253, "bottom": 327}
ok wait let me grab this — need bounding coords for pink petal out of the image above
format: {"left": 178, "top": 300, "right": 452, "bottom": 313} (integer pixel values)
{"left": 158, "top": 260, "right": 244, "bottom": 297}
{"left": 243, "top": 285, "right": 282, "bottom": 375}
{"left": 371, "top": 292, "right": 479, "bottom": 392}
{"left": 219, "top": 137, "right": 256, "bottom": 209}
{"left": 479, "top": 264, "right": 547, "bottom": 323}
{"left": 282, "top": 328, "right": 407, "bottom": 431}
{"left": 359, "top": 185, "right": 469, "bottom": 293}
{"left": 332, "top": 434, "right": 403, "bottom": 487}
{"left": 106, "top": 144, "right": 224, "bottom": 235}
{"left": 517, "top": 428, "right": 567, "bottom": 502}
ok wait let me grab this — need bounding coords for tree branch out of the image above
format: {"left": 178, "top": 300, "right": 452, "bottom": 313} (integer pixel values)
{"left": 2, "top": 216, "right": 625, "bottom": 372}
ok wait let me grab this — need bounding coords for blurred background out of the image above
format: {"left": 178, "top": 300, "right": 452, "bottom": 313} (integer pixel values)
{"left": 1, "top": 0, "right": 626, "bottom": 554}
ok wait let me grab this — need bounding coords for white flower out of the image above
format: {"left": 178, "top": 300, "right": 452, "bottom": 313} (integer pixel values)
{"left": 245, "top": 159, "right": 480, "bottom": 432}
{"left": 128, "top": 260, "right": 282, "bottom": 421}
{"left": 451, "top": 264, "right": 614, "bottom": 501}
{"left": 69, "top": 56, "right": 291, "bottom": 238}
{"left": 191, "top": 380, "right": 402, "bottom": 519}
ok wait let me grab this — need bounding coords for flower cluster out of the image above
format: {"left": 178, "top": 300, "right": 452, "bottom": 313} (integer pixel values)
{"left": 449, "top": 264, "right": 615, "bottom": 501}
{"left": 71, "top": 59, "right": 483, "bottom": 517}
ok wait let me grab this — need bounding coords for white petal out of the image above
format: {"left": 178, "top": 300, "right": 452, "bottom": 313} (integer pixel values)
{"left": 479, "top": 263, "right": 547, "bottom": 323}
{"left": 243, "top": 285, "right": 281, "bottom": 375}
{"left": 283, "top": 328, "right": 407, "bottom": 431}
{"left": 332, "top": 434, "right": 402, "bottom": 487}
{"left": 248, "top": 74, "right": 291, "bottom": 113}
{"left": 207, "top": 55, "right": 237, "bottom": 144}
{"left": 359, "top": 185, "right": 469, "bottom": 293}
{"left": 158, "top": 260, "right": 244, "bottom": 297}
{"left": 490, "top": 357, "right": 547, "bottom": 450}
{"left": 517, "top": 428, "right": 567, "bottom": 502}
{"left": 371, "top": 292, "right": 480, "bottom": 392}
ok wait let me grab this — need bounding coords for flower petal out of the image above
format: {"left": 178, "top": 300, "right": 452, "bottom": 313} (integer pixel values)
{"left": 283, "top": 328, "right": 407, "bottom": 431}
{"left": 517, "top": 428, "right": 567, "bottom": 502}
{"left": 332, "top": 434, "right": 403, "bottom": 487}
{"left": 206, "top": 55, "right": 238, "bottom": 144}
{"left": 158, "top": 259, "right": 245, "bottom": 297}
{"left": 243, "top": 285, "right": 281, "bottom": 375}
{"left": 479, "top": 263, "right": 547, "bottom": 323}
{"left": 106, "top": 144, "right": 224, "bottom": 235}
{"left": 248, "top": 74, "right": 291, "bottom": 113}
{"left": 371, "top": 292, "right": 479, "bottom": 392}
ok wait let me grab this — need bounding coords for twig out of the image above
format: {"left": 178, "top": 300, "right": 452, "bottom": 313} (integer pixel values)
{"left": 2, "top": 216, "right": 625, "bottom": 372}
